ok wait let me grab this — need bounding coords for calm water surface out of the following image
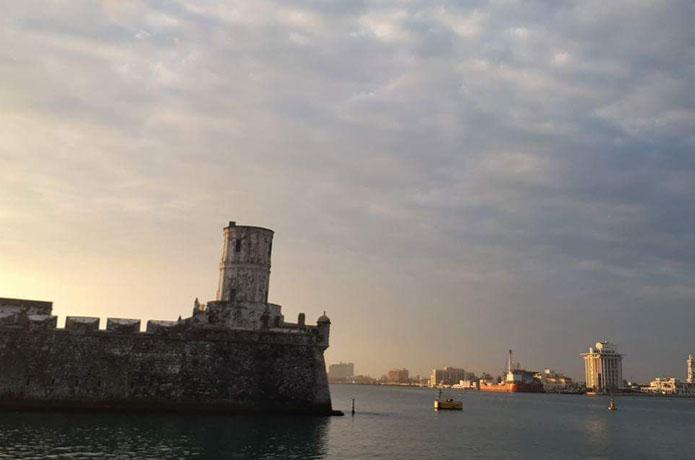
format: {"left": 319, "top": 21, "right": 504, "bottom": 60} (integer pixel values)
{"left": 1, "top": 384, "right": 694, "bottom": 459}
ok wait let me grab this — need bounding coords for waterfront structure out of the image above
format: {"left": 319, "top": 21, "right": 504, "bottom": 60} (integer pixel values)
{"left": 412, "top": 375, "right": 431, "bottom": 387}
{"left": 641, "top": 378, "right": 695, "bottom": 396}
{"left": 430, "top": 367, "right": 466, "bottom": 387}
{"left": 452, "top": 380, "right": 478, "bottom": 390}
{"left": 479, "top": 350, "right": 543, "bottom": 393}
{"left": 535, "top": 368, "right": 574, "bottom": 392}
{"left": 351, "top": 375, "right": 377, "bottom": 385}
{"left": 581, "top": 341, "right": 623, "bottom": 392}
{"left": 642, "top": 378, "right": 681, "bottom": 395}
{"left": 0, "top": 221, "right": 336, "bottom": 415}
{"left": 387, "top": 368, "right": 410, "bottom": 384}
{"left": 640, "top": 357, "right": 695, "bottom": 397}
{"left": 328, "top": 362, "right": 355, "bottom": 383}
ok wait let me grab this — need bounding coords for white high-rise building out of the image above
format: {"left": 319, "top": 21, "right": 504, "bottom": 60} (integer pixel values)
{"left": 687, "top": 354, "right": 694, "bottom": 384}
{"left": 581, "top": 341, "right": 623, "bottom": 392}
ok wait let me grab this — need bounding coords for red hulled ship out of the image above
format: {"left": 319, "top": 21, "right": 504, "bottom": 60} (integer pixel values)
{"left": 479, "top": 349, "right": 544, "bottom": 393}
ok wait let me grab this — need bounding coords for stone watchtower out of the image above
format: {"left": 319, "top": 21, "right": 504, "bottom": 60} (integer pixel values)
{"left": 216, "top": 222, "right": 274, "bottom": 304}
{"left": 206, "top": 220, "right": 324, "bottom": 331}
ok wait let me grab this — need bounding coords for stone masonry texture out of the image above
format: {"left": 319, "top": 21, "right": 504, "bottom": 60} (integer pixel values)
{"left": 0, "top": 221, "right": 334, "bottom": 415}
{"left": 0, "top": 324, "right": 332, "bottom": 414}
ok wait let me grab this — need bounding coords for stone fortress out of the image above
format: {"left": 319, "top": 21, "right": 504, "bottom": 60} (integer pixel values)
{"left": 0, "top": 222, "right": 336, "bottom": 415}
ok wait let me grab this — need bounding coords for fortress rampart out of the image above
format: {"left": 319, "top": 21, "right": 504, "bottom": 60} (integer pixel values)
{"left": 0, "top": 222, "right": 335, "bottom": 415}
{"left": 0, "top": 316, "right": 331, "bottom": 414}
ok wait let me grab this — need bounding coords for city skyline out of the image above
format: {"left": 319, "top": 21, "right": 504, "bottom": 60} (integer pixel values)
{"left": 1, "top": 1, "right": 693, "bottom": 383}
{"left": 327, "top": 341, "right": 695, "bottom": 384}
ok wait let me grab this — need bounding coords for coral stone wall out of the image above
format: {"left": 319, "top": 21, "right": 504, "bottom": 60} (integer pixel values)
{"left": 216, "top": 224, "right": 274, "bottom": 304}
{"left": 0, "top": 326, "right": 332, "bottom": 414}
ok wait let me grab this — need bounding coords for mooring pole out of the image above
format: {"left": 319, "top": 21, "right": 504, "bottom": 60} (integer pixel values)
{"left": 351, "top": 398, "right": 355, "bottom": 416}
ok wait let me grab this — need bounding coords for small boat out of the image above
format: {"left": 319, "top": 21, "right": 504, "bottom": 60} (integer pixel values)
{"left": 608, "top": 398, "right": 617, "bottom": 411}
{"left": 434, "top": 390, "right": 463, "bottom": 411}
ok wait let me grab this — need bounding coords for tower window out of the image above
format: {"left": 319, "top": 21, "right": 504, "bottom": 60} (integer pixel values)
{"left": 230, "top": 289, "right": 237, "bottom": 301}
{"left": 235, "top": 239, "right": 242, "bottom": 253}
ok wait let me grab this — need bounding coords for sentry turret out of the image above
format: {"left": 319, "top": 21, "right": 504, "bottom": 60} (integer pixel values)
{"left": 317, "top": 311, "right": 331, "bottom": 348}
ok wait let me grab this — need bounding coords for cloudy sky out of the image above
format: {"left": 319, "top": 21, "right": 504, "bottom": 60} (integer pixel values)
{"left": 1, "top": 0, "right": 693, "bottom": 381}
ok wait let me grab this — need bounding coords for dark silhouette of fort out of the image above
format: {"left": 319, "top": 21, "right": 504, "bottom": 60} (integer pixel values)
{"left": 0, "top": 222, "right": 335, "bottom": 415}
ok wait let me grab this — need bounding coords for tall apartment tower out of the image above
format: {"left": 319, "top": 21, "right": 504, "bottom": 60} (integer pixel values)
{"left": 688, "top": 354, "right": 694, "bottom": 384}
{"left": 581, "top": 341, "right": 623, "bottom": 392}
{"left": 216, "top": 221, "right": 274, "bottom": 304}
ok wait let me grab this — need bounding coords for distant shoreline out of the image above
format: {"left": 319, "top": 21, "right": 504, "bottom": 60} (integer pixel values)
{"left": 329, "top": 382, "right": 695, "bottom": 399}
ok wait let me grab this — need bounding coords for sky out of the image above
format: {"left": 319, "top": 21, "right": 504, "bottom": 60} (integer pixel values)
{"left": 1, "top": 0, "right": 693, "bottom": 382}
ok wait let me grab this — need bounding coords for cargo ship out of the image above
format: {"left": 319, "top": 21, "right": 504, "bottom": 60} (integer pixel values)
{"left": 479, "top": 349, "right": 544, "bottom": 393}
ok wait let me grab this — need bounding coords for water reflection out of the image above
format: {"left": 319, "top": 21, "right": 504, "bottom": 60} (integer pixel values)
{"left": 583, "top": 415, "right": 610, "bottom": 452}
{"left": 0, "top": 411, "right": 330, "bottom": 459}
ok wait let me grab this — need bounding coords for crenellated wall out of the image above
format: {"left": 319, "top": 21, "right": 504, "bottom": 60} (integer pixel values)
{"left": 0, "top": 317, "right": 332, "bottom": 414}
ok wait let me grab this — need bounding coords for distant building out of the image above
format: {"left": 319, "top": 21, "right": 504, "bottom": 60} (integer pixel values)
{"left": 641, "top": 377, "right": 695, "bottom": 396}
{"left": 639, "top": 356, "right": 695, "bottom": 397}
{"left": 351, "top": 375, "right": 377, "bottom": 385}
{"left": 581, "top": 341, "right": 623, "bottom": 392}
{"left": 430, "top": 367, "right": 466, "bottom": 387}
{"left": 642, "top": 377, "right": 681, "bottom": 395}
{"left": 387, "top": 368, "right": 410, "bottom": 384}
{"left": 535, "top": 368, "right": 574, "bottom": 392}
{"left": 464, "top": 371, "right": 479, "bottom": 382}
{"left": 453, "top": 380, "right": 478, "bottom": 390}
{"left": 328, "top": 362, "right": 355, "bottom": 383}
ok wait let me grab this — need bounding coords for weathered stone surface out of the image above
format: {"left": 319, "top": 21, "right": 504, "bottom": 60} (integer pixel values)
{"left": 216, "top": 223, "right": 274, "bottom": 305}
{"left": 0, "top": 312, "right": 17, "bottom": 326}
{"left": 0, "top": 325, "right": 332, "bottom": 414}
{"left": 106, "top": 318, "right": 140, "bottom": 333}
{"left": 27, "top": 315, "right": 57, "bottom": 330}
{"left": 65, "top": 317, "right": 100, "bottom": 332}
{"left": 146, "top": 320, "right": 178, "bottom": 334}
{"left": 0, "top": 298, "right": 52, "bottom": 316}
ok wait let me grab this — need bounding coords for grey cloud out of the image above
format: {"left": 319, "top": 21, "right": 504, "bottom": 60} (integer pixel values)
{"left": 0, "top": 0, "right": 693, "bottom": 380}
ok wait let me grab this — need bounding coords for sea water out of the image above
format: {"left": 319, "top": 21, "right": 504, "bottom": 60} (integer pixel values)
{"left": 0, "top": 384, "right": 693, "bottom": 459}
